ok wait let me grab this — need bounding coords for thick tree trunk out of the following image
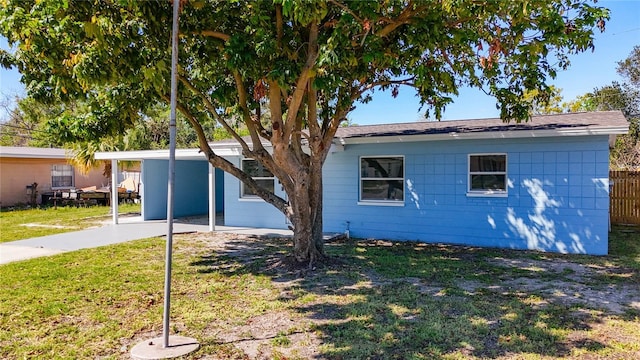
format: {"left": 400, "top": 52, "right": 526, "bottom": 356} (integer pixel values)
{"left": 292, "top": 217, "right": 324, "bottom": 265}
{"left": 290, "top": 166, "right": 325, "bottom": 265}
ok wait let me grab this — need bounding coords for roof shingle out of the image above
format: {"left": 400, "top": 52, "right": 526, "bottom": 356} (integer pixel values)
{"left": 334, "top": 111, "right": 628, "bottom": 139}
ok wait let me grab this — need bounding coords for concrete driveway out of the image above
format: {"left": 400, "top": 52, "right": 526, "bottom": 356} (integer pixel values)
{"left": 0, "top": 219, "right": 293, "bottom": 265}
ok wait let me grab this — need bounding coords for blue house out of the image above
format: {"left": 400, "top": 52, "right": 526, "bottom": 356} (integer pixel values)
{"left": 96, "top": 111, "right": 628, "bottom": 255}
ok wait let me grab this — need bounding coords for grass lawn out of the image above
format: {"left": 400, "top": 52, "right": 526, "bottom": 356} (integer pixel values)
{"left": 0, "top": 226, "right": 638, "bottom": 359}
{"left": 0, "top": 203, "right": 141, "bottom": 243}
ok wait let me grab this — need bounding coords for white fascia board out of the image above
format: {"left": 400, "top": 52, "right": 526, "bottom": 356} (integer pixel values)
{"left": 2, "top": 153, "right": 68, "bottom": 159}
{"left": 0, "top": 147, "right": 68, "bottom": 159}
{"left": 338, "top": 126, "right": 629, "bottom": 145}
{"left": 95, "top": 146, "right": 243, "bottom": 161}
{"left": 95, "top": 149, "right": 200, "bottom": 161}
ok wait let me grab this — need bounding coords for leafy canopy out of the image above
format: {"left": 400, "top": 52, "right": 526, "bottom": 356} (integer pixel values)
{"left": 0, "top": 0, "right": 609, "bottom": 133}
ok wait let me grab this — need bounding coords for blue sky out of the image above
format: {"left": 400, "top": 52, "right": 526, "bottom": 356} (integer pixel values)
{"left": 1, "top": 0, "right": 638, "bottom": 124}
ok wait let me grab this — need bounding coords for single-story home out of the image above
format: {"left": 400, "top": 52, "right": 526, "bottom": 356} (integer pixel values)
{"left": 0, "top": 146, "right": 109, "bottom": 207}
{"left": 96, "top": 111, "right": 629, "bottom": 255}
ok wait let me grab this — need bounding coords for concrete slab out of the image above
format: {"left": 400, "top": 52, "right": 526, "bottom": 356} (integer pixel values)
{"left": 0, "top": 218, "right": 294, "bottom": 265}
{"left": 216, "top": 226, "right": 293, "bottom": 237}
{"left": 130, "top": 336, "right": 199, "bottom": 359}
{"left": 0, "top": 245, "right": 63, "bottom": 264}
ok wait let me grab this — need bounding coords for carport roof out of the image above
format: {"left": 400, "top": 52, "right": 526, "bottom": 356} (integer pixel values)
{"left": 94, "top": 145, "right": 243, "bottom": 161}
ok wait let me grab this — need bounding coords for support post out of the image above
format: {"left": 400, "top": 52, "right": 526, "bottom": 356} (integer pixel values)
{"left": 208, "top": 164, "right": 216, "bottom": 232}
{"left": 140, "top": 160, "right": 145, "bottom": 221}
{"left": 162, "top": 4, "right": 179, "bottom": 347}
{"left": 111, "top": 159, "right": 118, "bottom": 225}
{"left": 130, "top": 1, "right": 198, "bottom": 358}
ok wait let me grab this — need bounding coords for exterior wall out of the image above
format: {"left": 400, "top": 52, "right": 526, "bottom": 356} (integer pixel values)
{"left": 223, "top": 156, "right": 289, "bottom": 229}
{"left": 321, "top": 135, "right": 611, "bottom": 255}
{"left": 141, "top": 159, "right": 210, "bottom": 220}
{"left": 75, "top": 167, "right": 108, "bottom": 190}
{"left": 0, "top": 157, "right": 108, "bottom": 206}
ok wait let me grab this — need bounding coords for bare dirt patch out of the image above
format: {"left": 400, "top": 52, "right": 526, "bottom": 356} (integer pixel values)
{"left": 484, "top": 256, "right": 640, "bottom": 314}
{"left": 212, "top": 311, "right": 321, "bottom": 360}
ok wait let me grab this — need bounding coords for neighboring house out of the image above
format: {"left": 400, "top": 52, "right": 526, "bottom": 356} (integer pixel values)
{"left": 0, "top": 146, "right": 108, "bottom": 206}
{"left": 96, "top": 111, "right": 629, "bottom": 255}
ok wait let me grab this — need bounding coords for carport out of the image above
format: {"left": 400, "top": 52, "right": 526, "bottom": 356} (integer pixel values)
{"left": 95, "top": 145, "right": 239, "bottom": 231}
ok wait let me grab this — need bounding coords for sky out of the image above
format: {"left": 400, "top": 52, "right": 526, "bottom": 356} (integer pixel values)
{"left": 1, "top": 0, "right": 639, "bottom": 125}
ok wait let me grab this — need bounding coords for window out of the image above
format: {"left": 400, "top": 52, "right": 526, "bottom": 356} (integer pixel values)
{"left": 241, "top": 159, "right": 274, "bottom": 198}
{"left": 360, "top": 156, "right": 404, "bottom": 203}
{"left": 51, "top": 164, "right": 74, "bottom": 188}
{"left": 468, "top": 154, "right": 507, "bottom": 195}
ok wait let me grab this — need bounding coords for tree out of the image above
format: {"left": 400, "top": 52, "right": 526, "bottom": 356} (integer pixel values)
{"left": 522, "top": 85, "right": 566, "bottom": 115}
{"left": 586, "top": 83, "right": 639, "bottom": 169}
{"left": 567, "top": 47, "right": 640, "bottom": 169}
{"left": 568, "top": 82, "right": 639, "bottom": 119}
{"left": 617, "top": 45, "right": 640, "bottom": 87}
{"left": 0, "top": 92, "right": 229, "bottom": 170}
{"left": 0, "top": 0, "right": 609, "bottom": 264}
{"left": 0, "top": 96, "right": 63, "bottom": 147}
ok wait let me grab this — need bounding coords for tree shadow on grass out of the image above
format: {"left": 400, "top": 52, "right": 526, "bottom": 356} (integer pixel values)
{"left": 189, "top": 235, "right": 291, "bottom": 275}
{"left": 187, "top": 233, "right": 639, "bottom": 359}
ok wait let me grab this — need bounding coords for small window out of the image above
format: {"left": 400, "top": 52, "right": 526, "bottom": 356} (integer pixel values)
{"left": 241, "top": 159, "right": 274, "bottom": 198}
{"left": 360, "top": 156, "right": 404, "bottom": 203}
{"left": 468, "top": 154, "right": 507, "bottom": 195}
{"left": 51, "top": 164, "right": 74, "bottom": 188}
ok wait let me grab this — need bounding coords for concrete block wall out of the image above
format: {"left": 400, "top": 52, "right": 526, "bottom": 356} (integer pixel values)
{"left": 322, "top": 135, "right": 610, "bottom": 255}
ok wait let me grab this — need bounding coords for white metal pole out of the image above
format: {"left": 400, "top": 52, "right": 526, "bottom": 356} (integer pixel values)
{"left": 162, "top": 0, "right": 180, "bottom": 349}
{"left": 140, "top": 160, "right": 145, "bottom": 221}
{"left": 111, "top": 159, "right": 119, "bottom": 224}
{"left": 208, "top": 164, "right": 216, "bottom": 232}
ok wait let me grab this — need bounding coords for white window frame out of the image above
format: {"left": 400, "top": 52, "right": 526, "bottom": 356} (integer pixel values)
{"left": 467, "top": 153, "right": 507, "bottom": 197}
{"left": 240, "top": 158, "right": 275, "bottom": 200}
{"left": 51, "top": 164, "right": 75, "bottom": 189}
{"left": 358, "top": 155, "right": 405, "bottom": 206}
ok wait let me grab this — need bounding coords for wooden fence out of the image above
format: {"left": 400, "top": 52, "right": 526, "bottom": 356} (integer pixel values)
{"left": 610, "top": 171, "right": 640, "bottom": 225}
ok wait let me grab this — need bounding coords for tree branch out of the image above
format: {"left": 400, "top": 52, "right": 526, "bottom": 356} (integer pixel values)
{"left": 228, "top": 71, "right": 297, "bottom": 195}
{"left": 306, "top": 80, "right": 322, "bottom": 165}
{"left": 171, "top": 96, "right": 288, "bottom": 214}
{"left": 284, "top": 22, "right": 319, "bottom": 139}
{"left": 252, "top": 106, "right": 271, "bottom": 141}
{"left": 291, "top": 110, "right": 305, "bottom": 165}
{"left": 178, "top": 75, "right": 253, "bottom": 153}
{"left": 307, "top": 80, "right": 321, "bottom": 138}
{"left": 231, "top": 69, "right": 267, "bottom": 154}
{"left": 368, "top": 77, "right": 417, "bottom": 88}
{"left": 375, "top": 3, "right": 423, "bottom": 38}
{"left": 275, "top": 4, "right": 283, "bottom": 50}
{"left": 197, "top": 30, "right": 231, "bottom": 42}
{"left": 329, "top": 0, "right": 364, "bottom": 24}
{"left": 268, "top": 78, "right": 284, "bottom": 143}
